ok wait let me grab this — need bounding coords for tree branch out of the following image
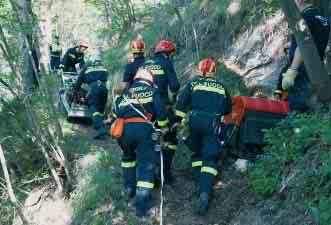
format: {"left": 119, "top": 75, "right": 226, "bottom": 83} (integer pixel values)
{"left": 0, "top": 77, "right": 19, "bottom": 98}
{"left": 0, "top": 24, "right": 24, "bottom": 92}
{"left": 0, "top": 144, "right": 30, "bottom": 225}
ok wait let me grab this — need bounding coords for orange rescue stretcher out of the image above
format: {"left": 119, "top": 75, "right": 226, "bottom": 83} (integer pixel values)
{"left": 223, "top": 96, "right": 290, "bottom": 159}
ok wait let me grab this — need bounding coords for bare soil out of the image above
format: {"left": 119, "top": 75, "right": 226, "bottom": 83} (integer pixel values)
{"left": 17, "top": 124, "right": 315, "bottom": 225}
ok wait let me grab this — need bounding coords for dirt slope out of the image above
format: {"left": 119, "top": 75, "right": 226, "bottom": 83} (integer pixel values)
{"left": 17, "top": 122, "right": 319, "bottom": 225}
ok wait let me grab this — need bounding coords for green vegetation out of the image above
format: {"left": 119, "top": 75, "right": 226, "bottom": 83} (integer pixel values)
{"left": 249, "top": 106, "right": 331, "bottom": 224}
{"left": 1, "top": 0, "right": 331, "bottom": 224}
{"left": 70, "top": 144, "right": 140, "bottom": 225}
{"left": 103, "top": 0, "right": 263, "bottom": 93}
{"left": 0, "top": 77, "right": 74, "bottom": 225}
{"left": 242, "top": 0, "right": 279, "bottom": 23}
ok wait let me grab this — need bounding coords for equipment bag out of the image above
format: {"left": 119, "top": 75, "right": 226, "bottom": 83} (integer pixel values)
{"left": 223, "top": 96, "right": 290, "bottom": 159}
{"left": 224, "top": 96, "right": 289, "bottom": 127}
{"left": 110, "top": 118, "right": 125, "bottom": 138}
{"left": 239, "top": 110, "right": 287, "bottom": 145}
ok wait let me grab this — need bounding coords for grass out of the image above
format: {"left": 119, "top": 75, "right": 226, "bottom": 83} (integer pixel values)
{"left": 70, "top": 140, "right": 140, "bottom": 225}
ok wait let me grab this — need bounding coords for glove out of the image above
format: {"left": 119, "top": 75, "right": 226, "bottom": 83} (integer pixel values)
{"left": 152, "top": 128, "right": 168, "bottom": 142}
{"left": 282, "top": 69, "right": 298, "bottom": 90}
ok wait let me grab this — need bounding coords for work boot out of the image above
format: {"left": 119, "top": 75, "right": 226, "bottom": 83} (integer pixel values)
{"left": 135, "top": 188, "right": 151, "bottom": 218}
{"left": 196, "top": 192, "right": 209, "bottom": 216}
{"left": 92, "top": 112, "right": 104, "bottom": 130}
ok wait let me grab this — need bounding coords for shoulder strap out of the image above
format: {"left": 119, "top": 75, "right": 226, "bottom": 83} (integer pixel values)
{"left": 122, "top": 94, "right": 149, "bottom": 121}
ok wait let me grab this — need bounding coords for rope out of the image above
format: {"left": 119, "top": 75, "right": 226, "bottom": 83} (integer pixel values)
{"left": 159, "top": 144, "right": 164, "bottom": 225}
{"left": 121, "top": 94, "right": 165, "bottom": 223}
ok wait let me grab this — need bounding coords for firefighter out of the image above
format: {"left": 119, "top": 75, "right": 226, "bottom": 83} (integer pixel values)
{"left": 274, "top": 0, "right": 330, "bottom": 111}
{"left": 50, "top": 35, "right": 62, "bottom": 71}
{"left": 113, "top": 68, "right": 169, "bottom": 217}
{"left": 74, "top": 54, "right": 108, "bottom": 139}
{"left": 114, "top": 39, "right": 146, "bottom": 95}
{"left": 175, "top": 58, "right": 232, "bottom": 215}
{"left": 143, "top": 40, "right": 180, "bottom": 184}
{"left": 60, "top": 40, "right": 88, "bottom": 73}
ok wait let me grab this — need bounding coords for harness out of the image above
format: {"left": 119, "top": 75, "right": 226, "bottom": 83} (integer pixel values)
{"left": 123, "top": 114, "right": 153, "bottom": 124}
{"left": 123, "top": 117, "right": 146, "bottom": 123}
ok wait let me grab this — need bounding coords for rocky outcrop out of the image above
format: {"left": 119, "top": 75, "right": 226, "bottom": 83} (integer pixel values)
{"left": 222, "top": 11, "right": 289, "bottom": 93}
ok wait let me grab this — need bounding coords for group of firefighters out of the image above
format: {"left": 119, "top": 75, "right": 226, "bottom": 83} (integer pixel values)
{"left": 110, "top": 38, "right": 232, "bottom": 217}
{"left": 53, "top": 0, "right": 330, "bottom": 219}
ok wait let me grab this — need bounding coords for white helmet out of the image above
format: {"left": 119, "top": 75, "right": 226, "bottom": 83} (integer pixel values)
{"left": 133, "top": 68, "right": 154, "bottom": 85}
{"left": 77, "top": 40, "right": 89, "bottom": 48}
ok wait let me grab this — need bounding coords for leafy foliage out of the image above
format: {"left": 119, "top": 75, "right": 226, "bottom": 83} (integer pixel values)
{"left": 242, "top": 0, "right": 280, "bottom": 24}
{"left": 249, "top": 107, "right": 331, "bottom": 224}
{"left": 0, "top": 199, "right": 13, "bottom": 225}
{"left": 71, "top": 146, "right": 139, "bottom": 225}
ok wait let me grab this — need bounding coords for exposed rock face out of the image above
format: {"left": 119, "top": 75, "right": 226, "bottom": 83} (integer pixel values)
{"left": 223, "top": 11, "right": 289, "bottom": 92}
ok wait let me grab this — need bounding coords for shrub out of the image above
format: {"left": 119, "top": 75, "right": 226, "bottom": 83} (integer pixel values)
{"left": 249, "top": 109, "right": 331, "bottom": 194}
{"left": 249, "top": 107, "right": 331, "bottom": 224}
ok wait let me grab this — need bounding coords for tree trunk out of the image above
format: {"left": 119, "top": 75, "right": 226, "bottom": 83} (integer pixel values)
{"left": 2, "top": 0, "right": 68, "bottom": 194}
{"left": 10, "top": 0, "right": 39, "bottom": 92}
{"left": 0, "top": 25, "right": 24, "bottom": 94}
{"left": 103, "top": 0, "right": 113, "bottom": 28}
{"left": 12, "top": 0, "right": 64, "bottom": 140}
{"left": 0, "top": 144, "right": 30, "bottom": 225}
{"left": 36, "top": 0, "right": 53, "bottom": 71}
{"left": 279, "top": 0, "right": 331, "bottom": 103}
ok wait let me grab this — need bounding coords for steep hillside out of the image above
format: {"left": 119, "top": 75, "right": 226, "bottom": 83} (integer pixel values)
{"left": 2, "top": 0, "right": 331, "bottom": 225}
{"left": 67, "top": 1, "right": 331, "bottom": 225}
{"left": 105, "top": 0, "right": 286, "bottom": 95}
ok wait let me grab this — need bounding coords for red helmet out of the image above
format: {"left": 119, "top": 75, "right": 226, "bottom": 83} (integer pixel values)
{"left": 130, "top": 39, "right": 145, "bottom": 53}
{"left": 154, "top": 40, "right": 176, "bottom": 54}
{"left": 197, "top": 58, "right": 217, "bottom": 77}
{"left": 134, "top": 68, "right": 154, "bottom": 85}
